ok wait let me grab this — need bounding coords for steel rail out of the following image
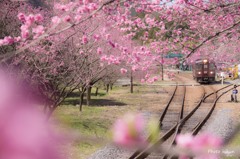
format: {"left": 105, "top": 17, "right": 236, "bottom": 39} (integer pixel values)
{"left": 162, "top": 84, "right": 186, "bottom": 159}
{"left": 159, "top": 84, "right": 178, "bottom": 126}
{"left": 203, "top": 84, "right": 232, "bottom": 102}
{"left": 192, "top": 86, "right": 238, "bottom": 135}
{"left": 168, "top": 86, "right": 238, "bottom": 158}
{"left": 163, "top": 86, "right": 207, "bottom": 159}
{"left": 129, "top": 83, "right": 178, "bottom": 159}
{"left": 130, "top": 83, "right": 188, "bottom": 159}
{"left": 132, "top": 84, "right": 233, "bottom": 159}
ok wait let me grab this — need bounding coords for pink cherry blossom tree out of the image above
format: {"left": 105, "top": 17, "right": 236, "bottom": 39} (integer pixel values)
{"left": 0, "top": 0, "right": 239, "bottom": 117}
{"left": 1, "top": 0, "right": 240, "bottom": 158}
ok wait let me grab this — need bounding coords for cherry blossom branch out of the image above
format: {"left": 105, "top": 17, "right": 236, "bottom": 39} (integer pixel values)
{"left": 184, "top": 19, "right": 240, "bottom": 59}
{"left": 205, "top": 2, "right": 240, "bottom": 13}
{"left": 0, "top": 0, "right": 119, "bottom": 62}
{"left": 50, "top": 0, "right": 116, "bottom": 36}
{"left": 185, "top": 1, "right": 240, "bottom": 13}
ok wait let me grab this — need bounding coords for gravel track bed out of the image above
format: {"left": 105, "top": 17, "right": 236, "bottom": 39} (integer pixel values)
{"left": 88, "top": 112, "right": 156, "bottom": 159}
{"left": 201, "top": 108, "right": 235, "bottom": 141}
{"left": 201, "top": 85, "right": 239, "bottom": 141}
{"left": 88, "top": 144, "right": 130, "bottom": 159}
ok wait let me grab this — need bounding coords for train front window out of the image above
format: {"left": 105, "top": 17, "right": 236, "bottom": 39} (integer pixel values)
{"left": 195, "top": 64, "right": 202, "bottom": 70}
{"left": 204, "top": 64, "right": 208, "bottom": 69}
{"left": 210, "top": 63, "right": 215, "bottom": 69}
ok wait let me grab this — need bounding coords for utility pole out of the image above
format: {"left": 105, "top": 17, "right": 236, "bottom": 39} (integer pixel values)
{"left": 130, "top": 42, "right": 134, "bottom": 93}
{"left": 130, "top": 70, "right": 133, "bottom": 93}
{"left": 161, "top": 54, "right": 164, "bottom": 81}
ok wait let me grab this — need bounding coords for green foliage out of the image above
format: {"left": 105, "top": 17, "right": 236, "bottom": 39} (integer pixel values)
{"left": 229, "top": 133, "right": 240, "bottom": 146}
{"left": 147, "top": 118, "right": 160, "bottom": 143}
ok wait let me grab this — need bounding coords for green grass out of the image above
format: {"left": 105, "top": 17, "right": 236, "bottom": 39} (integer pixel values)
{"left": 55, "top": 105, "right": 113, "bottom": 159}
{"left": 56, "top": 106, "right": 110, "bottom": 135}
{"left": 54, "top": 87, "right": 110, "bottom": 159}
{"left": 54, "top": 87, "right": 130, "bottom": 159}
{"left": 53, "top": 85, "right": 169, "bottom": 159}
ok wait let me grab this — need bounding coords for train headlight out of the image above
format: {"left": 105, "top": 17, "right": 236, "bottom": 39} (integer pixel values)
{"left": 210, "top": 71, "right": 213, "bottom": 74}
{"left": 198, "top": 72, "right": 201, "bottom": 74}
{"left": 203, "top": 59, "right": 208, "bottom": 63}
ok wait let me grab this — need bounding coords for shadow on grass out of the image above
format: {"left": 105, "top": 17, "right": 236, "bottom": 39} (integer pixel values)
{"left": 62, "top": 98, "right": 79, "bottom": 105}
{"left": 89, "top": 99, "right": 126, "bottom": 107}
{"left": 67, "top": 91, "right": 79, "bottom": 98}
{"left": 68, "top": 91, "right": 106, "bottom": 98}
{"left": 62, "top": 98, "right": 126, "bottom": 107}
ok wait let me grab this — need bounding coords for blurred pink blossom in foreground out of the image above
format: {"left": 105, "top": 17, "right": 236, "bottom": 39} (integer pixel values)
{"left": 176, "top": 133, "right": 222, "bottom": 159}
{"left": 112, "top": 113, "right": 146, "bottom": 147}
{"left": 0, "top": 72, "right": 64, "bottom": 159}
{"left": 0, "top": 107, "right": 62, "bottom": 159}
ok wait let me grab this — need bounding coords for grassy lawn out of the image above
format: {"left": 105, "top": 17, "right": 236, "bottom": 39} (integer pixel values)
{"left": 54, "top": 87, "right": 138, "bottom": 159}
{"left": 53, "top": 84, "right": 170, "bottom": 159}
{"left": 55, "top": 105, "right": 113, "bottom": 159}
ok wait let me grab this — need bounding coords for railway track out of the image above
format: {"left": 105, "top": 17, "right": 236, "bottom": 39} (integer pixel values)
{"left": 129, "top": 83, "right": 235, "bottom": 159}
{"left": 129, "top": 79, "right": 185, "bottom": 159}
{"left": 162, "top": 85, "right": 216, "bottom": 159}
{"left": 160, "top": 83, "right": 186, "bottom": 130}
{"left": 166, "top": 84, "right": 234, "bottom": 159}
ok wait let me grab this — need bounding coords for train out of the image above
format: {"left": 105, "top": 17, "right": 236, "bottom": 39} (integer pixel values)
{"left": 192, "top": 59, "right": 216, "bottom": 83}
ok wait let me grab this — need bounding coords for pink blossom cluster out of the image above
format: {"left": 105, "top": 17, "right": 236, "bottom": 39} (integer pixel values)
{"left": 0, "top": 36, "right": 20, "bottom": 46}
{"left": 176, "top": 133, "right": 223, "bottom": 159}
{"left": 51, "top": 16, "right": 61, "bottom": 25}
{"left": 93, "top": 34, "right": 101, "bottom": 41}
{"left": 139, "top": 72, "right": 159, "bottom": 84}
{"left": 112, "top": 113, "right": 146, "bottom": 147}
{"left": 0, "top": 13, "right": 45, "bottom": 46}
{"left": 55, "top": 1, "right": 97, "bottom": 13}
{"left": 97, "top": 47, "right": 102, "bottom": 55}
{"left": 120, "top": 68, "right": 127, "bottom": 74}
{"left": 132, "top": 65, "right": 138, "bottom": 72}
{"left": 54, "top": 1, "right": 98, "bottom": 23}
{"left": 100, "top": 55, "right": 121, "bottom": 65}
{"left": 166, "top": 71, "right": 175, "bottom": 80}
{"left": 82, "top": 35, "right": 88, "bottom": 44}
{"left": 146, "top": 76, "right": 159, "bottom": 83}
{"left": 77, "top": 3, "right": 98, "bottom": 14}
{"left": 18, "top": 13, "right": 45, "bottom": 39}
{"left": 32, "top": 25, "right": 45, "bottom": 39}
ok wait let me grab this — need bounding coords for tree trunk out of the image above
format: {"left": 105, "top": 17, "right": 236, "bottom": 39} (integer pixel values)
{"left": 86, "top": 86, "right": 92, "bottom": 106}
{"left": 79, "top": 92, "right": 84, "bottom": 111}
{"left": 130, "top": 71, "right": 133, "bottom": 93}
{"left": 110, "top": 84, "right": 113, "bottom": 90}
{"left": 106, "top": 84, "right": 109, "bottom": 93}
{"left": 95, "top": 87, "right": 99, "bottom": 96}
{"left": 79, "top": 87, "right": 85, "bottom": 112}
